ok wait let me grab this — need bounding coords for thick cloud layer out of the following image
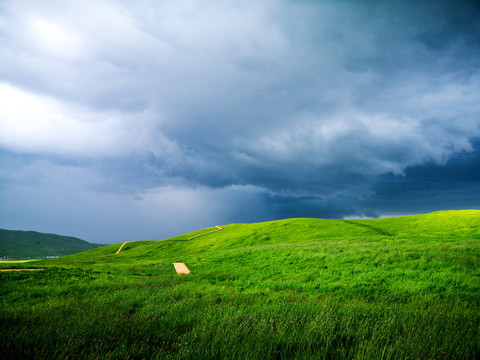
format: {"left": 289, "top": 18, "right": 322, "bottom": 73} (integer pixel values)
{"left": 0, "top": 0, "right": 479, "bottom": 243}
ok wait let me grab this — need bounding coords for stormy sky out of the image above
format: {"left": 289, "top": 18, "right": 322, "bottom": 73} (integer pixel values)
{"left": 0, "top": 0, "right": 479, "bottom": 244}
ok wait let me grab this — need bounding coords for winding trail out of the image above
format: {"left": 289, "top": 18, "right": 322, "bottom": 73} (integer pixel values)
{"left": 115, "top": 226, "right": 223, "bottom": 255}
{"left": 187, "top": 226, "right": 223, "bottom": 240}
{"left": 115, "top": 242, "right": 128, "bottom": 255}
{"left": 0, "top": 269, "right": 46, "bottom": 272}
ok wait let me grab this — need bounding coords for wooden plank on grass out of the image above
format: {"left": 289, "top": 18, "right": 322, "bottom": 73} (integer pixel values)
{"left": 173, "top": 263, "right": 190, "bottom": 275}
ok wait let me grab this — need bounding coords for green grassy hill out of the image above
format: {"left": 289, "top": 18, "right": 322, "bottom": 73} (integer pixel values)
{"left": 60, "top": 209, "right": 480, "bottom": 266}
{"left": 1, "top": 210, "right": 479, "bottom": 359}
{"left": 0, "top": 228, "right": 101, "bottom": 258}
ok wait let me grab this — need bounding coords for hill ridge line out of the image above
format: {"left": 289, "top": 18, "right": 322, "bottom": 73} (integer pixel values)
{"left": 115, "top": 226, "right": 223, "bottom": 255}
{"left": 187, "top": 226, "right": 223, "bottom": 240}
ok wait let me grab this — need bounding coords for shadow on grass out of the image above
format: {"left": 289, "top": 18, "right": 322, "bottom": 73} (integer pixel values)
{"left": 342, "top": 220, "right": 394, "bottom": 237}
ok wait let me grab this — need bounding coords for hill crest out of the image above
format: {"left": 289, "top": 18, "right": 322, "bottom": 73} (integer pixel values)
{"left": 54, "top": 209, "right": 479, "bottom": 265}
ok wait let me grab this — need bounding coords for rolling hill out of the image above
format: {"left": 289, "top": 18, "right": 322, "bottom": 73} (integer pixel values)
{"left": 1, "top": 210, "right": 479, "bottom": 359}
{"left": 59, "top": 209, "right": 480, "bottom": 265}
{"left": 0, "top": 228, "right": 101, "bottom": 258}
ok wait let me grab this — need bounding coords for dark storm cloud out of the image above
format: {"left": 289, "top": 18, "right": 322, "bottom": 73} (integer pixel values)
{"left": 0, "top": 0, "right": 479, "bottom": 242}
{"left": 148, "top": 0, "right": 480, "bottom": 195}
{"left": 365, "top": 138, "right": 480, "bottom": 215}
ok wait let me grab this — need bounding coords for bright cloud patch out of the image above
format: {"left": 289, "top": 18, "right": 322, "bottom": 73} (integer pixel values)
{"left": 0, "top": 82, "right": 178, "bottom": 157}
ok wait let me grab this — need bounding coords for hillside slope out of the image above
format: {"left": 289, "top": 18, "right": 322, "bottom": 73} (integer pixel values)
{"left": 0, "top": 229, "right": 101, "bottom": 258}
{"left": 55, "top": 210, "right": 480, "bottom": 265}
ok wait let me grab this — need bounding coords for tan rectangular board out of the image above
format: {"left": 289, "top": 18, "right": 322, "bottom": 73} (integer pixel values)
{"left": 173, "top": 263, "right": 190, "bottom": 275}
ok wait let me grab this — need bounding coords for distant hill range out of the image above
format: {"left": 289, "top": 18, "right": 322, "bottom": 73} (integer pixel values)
{"left": 0, "top": 229, "right": 102, "bottom": 258}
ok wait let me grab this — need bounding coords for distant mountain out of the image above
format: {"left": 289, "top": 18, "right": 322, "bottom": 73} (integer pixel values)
{"left": 0, "top": 229, "right": 102, "bottom": 258}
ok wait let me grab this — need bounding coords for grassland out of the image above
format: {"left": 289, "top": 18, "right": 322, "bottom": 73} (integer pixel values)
{"left": 0, "top": 210, "right": 479, "bottom": 359}
{"left": 0, "top": 229, "right": 100, "bottom": 258}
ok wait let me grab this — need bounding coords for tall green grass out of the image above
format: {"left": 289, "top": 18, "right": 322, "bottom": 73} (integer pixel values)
{"left": 1, "top": 210, "right": 479, "bottom": 359}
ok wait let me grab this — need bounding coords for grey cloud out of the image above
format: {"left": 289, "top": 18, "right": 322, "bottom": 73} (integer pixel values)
{"left": 0, "top": 0, "right": 479, "bottom": 241}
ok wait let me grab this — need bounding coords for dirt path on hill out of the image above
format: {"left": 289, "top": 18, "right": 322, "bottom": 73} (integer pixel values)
{"left": 0, "top": 269, "right": 46, "bottom": 272}
{"left": 187, "top": 226, "right": 223, "bottom": 240}
{"left": 115, "top": 242, "right": 128, "bottom": 255}
{"left": 115, "top": 226, "right": 223, "bottom": 255}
